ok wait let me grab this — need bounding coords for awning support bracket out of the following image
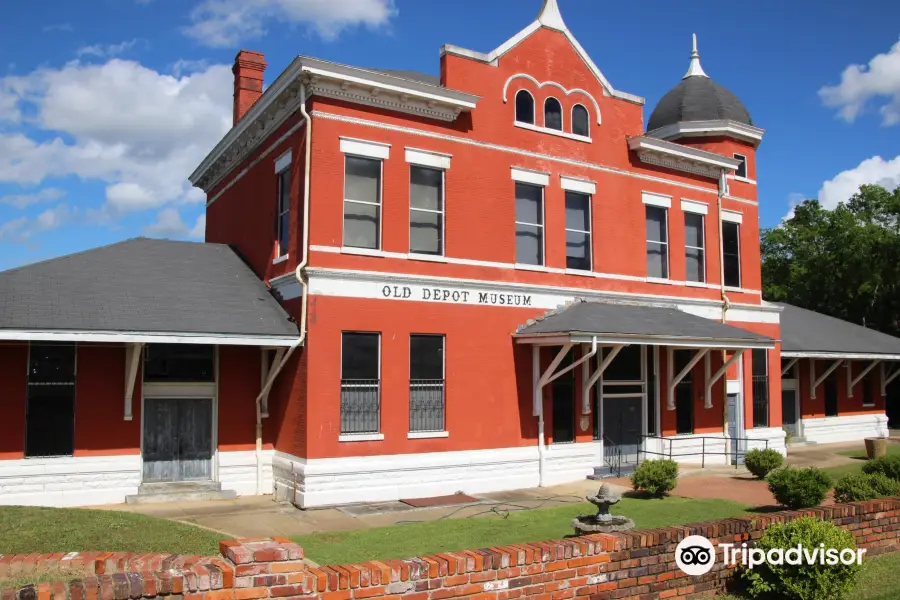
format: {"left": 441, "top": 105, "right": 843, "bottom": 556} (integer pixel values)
{"left": 705, "top": 350, "right": 745, "bottom": 409}
{"left": 883, "top": 363, "right": 900, "bottom": 397}
{"left": 781, "top": 357, "right": 798, "bottom": 376}
{"left": 811, "top": 359, "right": 843, "bottom": 399}
{"left": 848, "top": 360, "right": 880, "bottom": 398}
{"left": 667, "top": 348, "right": 710, "bottom": 410}
{"left": 581, "top": 344, "right": 625, "bottom": 415}
{"left": 124, "top": 343, "right": 143, "bottom": 421}
{"left": 259, "top": 347, "right": 286, "bottom": 419}
{"left": 534, "top": 340, "right": 599, "bottom": 416}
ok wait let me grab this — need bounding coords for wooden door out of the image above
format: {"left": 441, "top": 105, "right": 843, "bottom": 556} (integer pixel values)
{"left": 143, "top": 397, "right": 213, "bottom": 482}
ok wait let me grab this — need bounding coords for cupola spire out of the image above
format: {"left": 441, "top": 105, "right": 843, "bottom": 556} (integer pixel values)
{"left": 537, "top": 0, "right": 567, "bottom": 31}
{"left": 682, "top": 33, "right": 709, "bottom": 79}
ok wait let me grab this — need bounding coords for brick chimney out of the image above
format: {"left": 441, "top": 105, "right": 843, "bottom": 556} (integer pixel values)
{"left": 232, "top": 50, "right": 267, "bottom": 126}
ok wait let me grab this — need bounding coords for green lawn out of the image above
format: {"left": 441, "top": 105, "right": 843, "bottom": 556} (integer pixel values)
{"left": 294, "top": 496, "right": 753, "bottom": 565}
{"left": 823, "top": 443, "right": 900, "bottom": 481}
{"left": 0, "top": 506, "right": 223, "bottom": 556}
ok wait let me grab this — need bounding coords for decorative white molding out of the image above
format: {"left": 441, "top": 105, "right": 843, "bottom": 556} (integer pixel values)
{"left": 405, "top": 148, "right": 452, "bottom": 170}
{"left": 681, "top": 199, "right": 708, "bottom": 215}
{"left": 536, "top": 0, "right": 567, "bottom": 31}
{"left": 275, "top": 150, "right": 292, "bottom": 173}
{"left": 646, "top": 119, "right": 765, "bottom": 147}
{"left": 722, "top": 210, "right": 743, "bottom": 224}
{"left": 514, "top": 121, "right": 592, "bottom": 143}
{"left": 560, "top": 176, "right": 596, "bottom": 195}
{"left": 629, "top": 136, "right": 742, "bottom": 180}
{"left": 511, "top": 167, "right": 550, "bottom": 186}
{"left": 800, "top": 413, "right": 888, "bottom": 445}
{"left": 340, "top": 137, "right": 390, "bottom": 160}
{"left": 502, "top": 74, "right": 601, "bottom": 124}
{"left": 408, "top": 431, "right": 450, "bottom": 439}
{"left": 642, "top": 191, "right": 672, "bottom": 208}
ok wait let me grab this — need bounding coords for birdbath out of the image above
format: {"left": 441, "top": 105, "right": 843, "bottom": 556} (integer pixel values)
{"left": 572, "top": 484, "right": 635, "bottom": 535}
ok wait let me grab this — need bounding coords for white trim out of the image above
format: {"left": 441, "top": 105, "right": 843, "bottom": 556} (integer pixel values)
{"left": 731, "top": 176, "right": 757, "bottom": 185}
{"left": 800, "top": 413, "right": 888, "bottom": 445}
{"left": 501, "top": 74, "right": 601, "bottom": 125}
{"left": 407, "top": 431, "right": 449, "bottom": 439}
{"left": 722, "top": 209, "right": 743, "bottom": 224}
{"left": 645, "top": 120, "right": 765, "bottom": 146}
{"left": 341, "top": 247, "right": 386, "bottom": 258}
{"left": 217, "top": 449, "right": 274, "bottom": 496}
{"left": 340, "top": 137, "right": 390, "bottom": 160}
{"left": 273, "top": 254, "right": 289, "bottom": 265}
{"left": 313, "top": 111, "right": 758, "bottom": 205}
{"left": 560, "top": 176, "right": 596, "bottom": 195}
{"left": 0, "top": 330, "right": 297, "bottom": 347}
{"left": 514, "top": 121, "right": 591, "bottom": 143}
{"left": 782, "top": 351, "right": 900, "bottom": 361}
{"left": 642, "top": 192, "right": 672, "bottom": 208}
{"left": 511, "top": 167, "right": 550, "bottom": 186}
{"left": 681, "top": 199, "right": 708, "bottom": 215}
{"left": 275, "top": 150, "right": 292, "bottom": 173}
{"left": 405, "top": 148, "right": 451, "bottom": 170}
{"left": 628, "top": 136, "right": 743, "bottom": 171}
{"left": 338, "top": 433, "right": 385, "bottom": 442}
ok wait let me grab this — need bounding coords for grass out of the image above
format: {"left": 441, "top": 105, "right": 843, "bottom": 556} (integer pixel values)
{"left": 0, "top": 567, "right": 90, "bottom": 591}
{"left": 822, "top": 443, "right": 900, "bottom": 481}
{"left": 0, "top": 506, "right": 224, "bottom": 556}
{"left": 293, "top": 496, "right": 753, "bottom": 566}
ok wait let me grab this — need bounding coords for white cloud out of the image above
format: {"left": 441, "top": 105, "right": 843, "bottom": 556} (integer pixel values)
{"left": 143, "top": 207, "right": 206, "bottom": 239}
{"left": 77, "top": 39, "right": 139, "bottom": 59}
{"left": 0, "top": 187, "right": 65, "bottom": 209}
{"left": 783, "top": 192, "right": 806, "bottom": 221}
{"left": 818, "top": 155, "right": 900, "bottom": 209}
{"left": 819, "top": 39, "right": 900, "bottom": 126}
{"left": 0, "top": 58, "right": 231, "bottom": 218}
{"left": 0, "top": 203, "right": 73, "bottom": 242}
{"left": 184, "top": 0, "right": 396, "bottom": 47}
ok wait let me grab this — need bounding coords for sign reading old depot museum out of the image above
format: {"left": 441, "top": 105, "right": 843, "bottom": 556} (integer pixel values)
{"left": 382, "top": 284, "right": 534, "bottom": 307}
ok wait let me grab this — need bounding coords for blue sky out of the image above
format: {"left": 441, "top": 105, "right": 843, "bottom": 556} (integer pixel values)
{"left": 1, "top": 0, "right": 899, "bottom": 270}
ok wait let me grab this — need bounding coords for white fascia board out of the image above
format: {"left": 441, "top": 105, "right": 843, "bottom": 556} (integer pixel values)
{"left": 511, "top": 167, "right": 550, "bottom": 186}
{"left": 340, "top": 137, "right": 390, "bottom": 160}
{"left": 275, "top": 150, "right": 292, "bottom": 173}
{"left": 681, "top": 199, "right": 708, "bottom": 215}
{"left": 642, "top": 191, "right": 672, "bottom": 208}
{"left": 722, "top": 209, "right": 743, "bottom": 224}
{"left": 406, "top": 148, "right": 451, "bottom": 170}
{"left": 515, "top": 333, "right": 775, "bottom": 351}
{"left": 646, "top": 120, "right": 765, "bottom": 146}
{"left": 629, "top": 136, "right": 742, "bottom": 170}
{"left": 781, "top": 351, "right": 900, "bottom": 361}
{"left": 0, "top": 330, "right": 300, "bottom": 347}
{"left": 560, "top": 176, "right": 596, "bottom": 195}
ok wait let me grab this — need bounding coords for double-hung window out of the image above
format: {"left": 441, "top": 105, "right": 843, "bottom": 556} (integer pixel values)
{"left": 275, "top": 152, "right": 291, "bottom": 258}
{"left": 722, "top": 213, "right": 742, "bottom": 288}
{"left": 565, "top": 192, "right": 591, "bottom": 271}
{"left": 341, "top": 139, "right": 389, "bottom": 251}
{"left": 340, "top": 332, "right": 381, "bottom": 435}
{"left": 515, "top": 182, "right": 544, "bottom": 266}
{"left": 751, "top": 348, "right": 769, "bottom": 428}
{"left": 684, "top": 210, "right": 705, "bottom": 283}
{"left": 407, "top": 148, "right": 450, "bottom": 256}
{"left": 26, "top": 343, "right": 76, "bottom": 457}
{"left": 645, "top": 205, "right": 669, "bottom": 279}
{"left": 409, "top": 335, "right": 445, "bottom": 433}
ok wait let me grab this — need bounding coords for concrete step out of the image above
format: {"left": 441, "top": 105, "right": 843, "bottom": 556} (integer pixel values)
{"left": 125, "top": 481, "right": 237, "bottom": 504}
{"left": 787, "top": 438, "right": 817, "bottom": 447}
{"left": 588, "top": 464, "right": 636, "bottom": 480}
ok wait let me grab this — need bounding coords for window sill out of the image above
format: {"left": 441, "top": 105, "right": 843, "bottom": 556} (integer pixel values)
{"left": 684, "top": 280, "right": 707, "bottom": 288}
{"left": 514, "top": 121, "right": 592, "bottom": 144}
{"left": 647, "top": 277, "right": 677, "bottom": 286}
{"left": 273, "top": 254, "right": 289, "bottom": 265}
{"left": 338, "top": 433, "right": 385, "bottom": 442}
{"left": 409, "top": 253, "right": 448, "bottom": 263}
{"left": 407, "top": 431, "right": 449, "bottom": 439}
{"left": 565, "top": 268, "right": 594, "bottom": 277}
{"left": 732, "top": 176, "right": 757, "bottom": 185}
{"left": 862, "top": 404, "right": 876, "bottom": 408}
{"left": 515, "top": 263, "right": 560, "bottom": 273}
{"left": 341, "top": 247, "right": 386, "bottom": 258}
{"left": 724, "top": 286, "right": 746, "bottom": 293}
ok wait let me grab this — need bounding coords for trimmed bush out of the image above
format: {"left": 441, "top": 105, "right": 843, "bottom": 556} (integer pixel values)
{"left": 862, "top": 454, "right": 900, "bottom": 481}
{"left": 766, "top": 467, "right": 832, "bottom": 509}
{"left": 834, "top": 472, "right": 900, "bottom": 503}
{"left": 744, "top": 448, "right": 784, "bottom": 479}
{"left": 631, "top": 459, "right": 678, "bottom": 497}
{"left": 741, "top": 516, "right": 862, "bottom": 600}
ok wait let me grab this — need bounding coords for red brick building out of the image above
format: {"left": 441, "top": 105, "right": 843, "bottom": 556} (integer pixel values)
{"left": 0, "top": 0, "right": 897, "bottom": 509}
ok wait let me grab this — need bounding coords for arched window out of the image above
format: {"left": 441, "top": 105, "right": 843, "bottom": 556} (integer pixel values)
{"left": 544, "top": 97, "right": 562, "bottom": 131}
{"left": 572, "top": 104, "right": 590, "bottom": 137}
{"left": 515, "top": 90, "right": 535, "bottom": 125}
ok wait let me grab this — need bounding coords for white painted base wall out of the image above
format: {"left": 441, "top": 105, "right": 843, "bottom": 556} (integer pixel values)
{"left": 745, "top": 427, "right": 788, "bottom": 455}
{"left": 801, "top": 413, "right": 889, "bottom": 445}
{"left": 0, "top": 455, "right": 141, "bottom": 507}
{"left": 217, "top": 449, "right": 274, "bottom": 496}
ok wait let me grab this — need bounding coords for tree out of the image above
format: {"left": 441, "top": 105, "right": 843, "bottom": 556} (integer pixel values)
{"left": 760, "top": 184, "right": 900, "bottom": 336}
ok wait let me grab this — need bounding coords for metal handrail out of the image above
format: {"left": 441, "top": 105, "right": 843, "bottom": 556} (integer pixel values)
{"left": 602, "top": 435, "right": 623, "bottom": 478}
{"left": 638, "top": 434, "right": 770, "bottom": 469}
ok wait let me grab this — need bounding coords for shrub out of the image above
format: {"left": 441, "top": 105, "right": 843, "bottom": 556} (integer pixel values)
{"left": 766, "top": 467, "right": 832, "bottom": 509}
{"left": 744, "top": 448, "right": 784, "bottom": 479}
{"left": 631, "top": 459, "right": 678, "bottom": 497}
{"left": 862, "top": 454, "right": 900, "bottom": 481}
{"left": 741, "top": 516, "right": 862, "bottom": 600}
{"left": 834, "top": 472, "right": 900, "bottom": 503}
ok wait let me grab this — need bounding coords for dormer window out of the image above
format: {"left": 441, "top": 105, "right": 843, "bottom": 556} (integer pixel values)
{"left": 572, "top": 104, "right": 589, "bottom": 138}
{"left": 515, "top": 90, "right": 535, "bottom": 125}
{"left": 544, "top": 97, "right": 562, "bottom": 131}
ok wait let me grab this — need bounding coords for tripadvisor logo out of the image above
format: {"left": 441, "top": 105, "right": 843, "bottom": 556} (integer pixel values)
{"left": 675, "top": 535, "right": 866, "bottom": 576}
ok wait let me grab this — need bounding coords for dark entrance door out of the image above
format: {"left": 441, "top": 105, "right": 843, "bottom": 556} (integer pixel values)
{"left": 143, "top": 397, "right": 213, "bottom": 482}
{"left": 782, "top": 390, "right": 799, "bottom": 436}
{"left": 603, "top": 395, "right": 642, "bottom": 464}
{"left": 824, "top": 376, "right": 839, "bottom": 417}
{"left": 552, "top": 376, "right": 575, "bottom": 444}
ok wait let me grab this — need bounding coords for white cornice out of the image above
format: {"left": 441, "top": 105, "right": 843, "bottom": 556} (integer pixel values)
{"left": 646, "top": 119, "right": 765, "bottom": 147}
{"left": 628, "top": 136, "right": 742, "bottom": 179}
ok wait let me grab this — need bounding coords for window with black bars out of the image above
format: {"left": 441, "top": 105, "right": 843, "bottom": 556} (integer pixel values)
{"left": 409, "top": 335, "right": 445, "bottom": 433}
{"left": 26, "top": 343, "right": 76, "bottom": 458}
{"left": 340, "top": 332, "right": 380, "bottom": 434}
{"left": 674, "top": 350, "right": 694, "bottom": 434}
{"left": 752, "top": 348, "right": 769, "bottom": 427}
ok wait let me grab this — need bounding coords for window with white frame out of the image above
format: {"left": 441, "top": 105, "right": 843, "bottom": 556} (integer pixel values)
{"left": 515, "top": 182, "right": 544, "bottom": 265}
{"left": 565, "top": 191, "right": 591, "bottom": 271}
{"left": 275, "top": 159, "right": 291, "bottom": 258}
{"left": 544, "top": 97, "right": 562, "bottom": 131}
{"left": 515, "top": 90, "right": 535, "bottom": 125}
{"left": 684, "top": 212, "right": 705, "bottom": 283}
{"left": 572, "top": 105, "right": 590, "bottom": 138}
{"left": 343, "top": 155, "right": 382, "bottom": 250}
{"left": 409, "top": 334, "right": 445, "bottom": 433}
{"left": 409, "top": 166, "right": 444, "bottom": 255}
{"left": 722, "top": 219, "right": 741, "bottom": 287}
{"left": 340, "top": 332, "right": 380, "bottom": 435}
{"left": 646, "top": 205, "right": 668, "bottom": 279}
{"left": 733, "top": 154, "right": 748, "bottom": 179}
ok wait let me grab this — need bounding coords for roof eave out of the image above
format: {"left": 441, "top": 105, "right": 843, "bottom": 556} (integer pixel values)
{"left": 514, "top": 331, "right": 775, "bottom": 350}
{"left": 0, "top": 328, "right": 301, "bottom": 347}
{"left": 646, "top": 119, "right": 765, "bottom": 147}
{"left": 628, "top": 135, "right": 742, "bottom": 179}
{"left": 781, "top": 350, "right": 900, "bottom": 361}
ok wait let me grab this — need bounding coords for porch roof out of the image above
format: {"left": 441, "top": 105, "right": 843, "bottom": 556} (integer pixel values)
{"left": 0, "top": 238, "right": 299, "bottom": 347}
{"left": 514, "top": 299, "right": 774, "bottom": 350}
{"left": 776, "top": 302, "right": 900, "bottom": 360}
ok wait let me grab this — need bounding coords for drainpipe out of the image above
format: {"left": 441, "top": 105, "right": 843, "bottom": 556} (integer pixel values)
{"left": 718, "top": 169, "right": 733, "bottom": 455}
{"left": 253, "top": 81, "right": 313, "bottom": 495}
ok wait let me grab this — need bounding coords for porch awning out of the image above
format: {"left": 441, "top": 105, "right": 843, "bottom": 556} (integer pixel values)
{"left": 514, "top": 299, "right": 774, "bottom": 350}
{"left": 0, "top": 238, "right": 299, "bottom": 347}
{"left": 776, "top": 302, "right": 900, "bottom": 360}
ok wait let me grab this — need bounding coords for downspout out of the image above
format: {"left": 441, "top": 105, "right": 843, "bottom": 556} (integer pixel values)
{"left": 253, "top": 81, "right": 313, "bottom": 495}
{"left": 718, "top": 169, "right": 733, "bottom": 454}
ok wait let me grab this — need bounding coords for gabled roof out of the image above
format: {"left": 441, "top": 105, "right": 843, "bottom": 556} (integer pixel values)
{"left": 0, "top": 238, "right": 299, "bottom": 346}
{"left": 777, "top": 303, "right": 900, "bottom": 359}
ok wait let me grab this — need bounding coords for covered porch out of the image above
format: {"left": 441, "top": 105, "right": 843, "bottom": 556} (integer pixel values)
{"left": 514, "top": 300, "right": 778, "bottom": 481}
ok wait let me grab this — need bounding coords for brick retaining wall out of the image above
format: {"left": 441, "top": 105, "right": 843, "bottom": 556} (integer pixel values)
{"left": 2, "top": 498, "right": 899, "bottom": 600}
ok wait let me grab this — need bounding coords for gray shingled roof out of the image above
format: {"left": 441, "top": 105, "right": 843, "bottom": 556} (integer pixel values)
{"left": 0, "top": 238, "right": 298, "bottom": 341}
{"left": 776, "top": 303, "right": 900, "bottom": 356}
{"left": 647, "top": 76, "right": 751, "bottom": 132}
{"left": 516, "top": 300, "right": 773, "bottom": 347}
